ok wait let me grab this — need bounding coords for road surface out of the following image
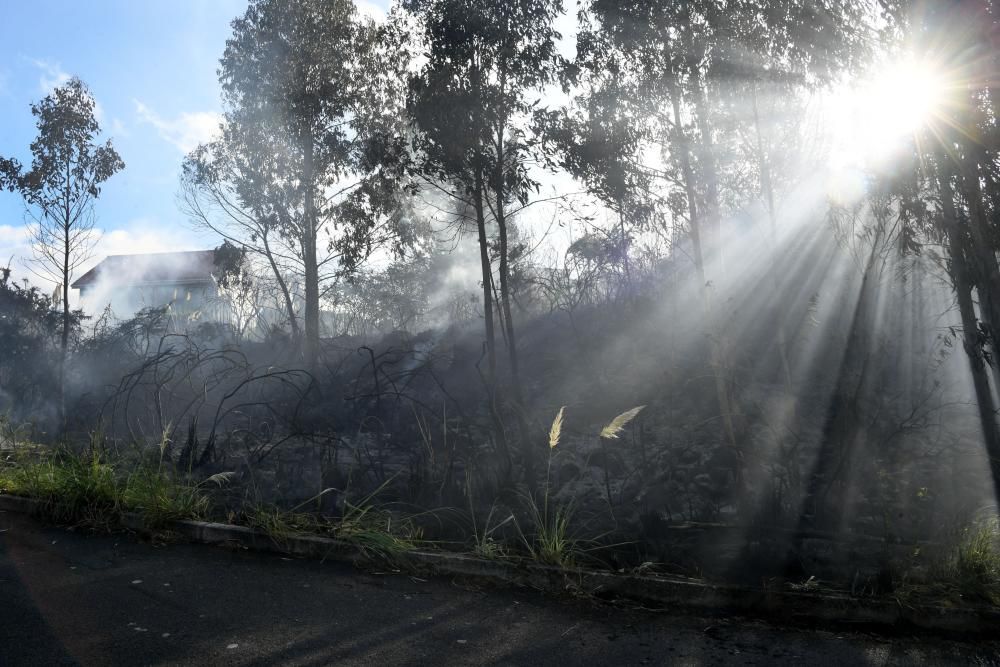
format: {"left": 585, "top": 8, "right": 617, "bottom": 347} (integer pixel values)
{"left": 1, "top": 510, "right": 998, "bottom": 666}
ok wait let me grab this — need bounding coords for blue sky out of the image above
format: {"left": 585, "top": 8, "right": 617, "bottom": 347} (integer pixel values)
{"left": 0, "top": 0, "right": 387, "bottom": 291}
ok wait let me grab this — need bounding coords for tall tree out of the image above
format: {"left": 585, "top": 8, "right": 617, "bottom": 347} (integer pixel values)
{"left": 220, "top": 0, "right": 412, "bottom": 370}
{"left": 405, "top": 0, "right": 564, "bottom": 483}
{"left": 875, "top": 0, "right": 1000, "bottom": 513}
{"left": 181, "top": 137, "right": 302, "bottom": 342}
{"left": 1, "top": 78, "right": 124, "bottom": 426}
{"left": 577, "top": 0, "right": 865, "bottom": 485}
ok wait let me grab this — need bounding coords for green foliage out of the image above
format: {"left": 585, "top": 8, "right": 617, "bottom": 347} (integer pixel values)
{"left": 334, "top": 478, "right": 422, "bottom": 562}
{"left": 121, "top": 468, "right": 210, "bottom": 528}
{"left": 0, "top": 447, "right": 215, "bottom": 530}
{"left": 213, "top": 0, "right": 414, "bottom": 367}
{"left": 518, "top": 494, "right": 578, "bottom": 568}
{"left": 933, "top": 516, "right": 1000, "bottom": 605}
{"left": 244, "top": 504, "right": 319, "bottom": 547}
{"left": 243, "top": 494, "right": 420, "bottom": 564}
{"left": 894, "top": 514, "right": 1000, "bottom": 607}
{"left": 0, "top": 449, "right": 118, "bottom": 527}
{"left": 0, "top": 77, "right": 123, "bottom": 322}
{"left": 406, "top": 0, "right": 562, "bottom": 181}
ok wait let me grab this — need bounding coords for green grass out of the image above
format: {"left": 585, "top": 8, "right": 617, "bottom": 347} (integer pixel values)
{"left": 244, "top": 504, "right": 320, "bottom": 546}
{"left": 0, "top": 447, "right": 215, "bottom": 530}
{"left": 241, "top": 477, "right": 422, "bottom": 563}
{"left": 935, "top": 516, "right": 1000, "bottom": 604}
{"left": 121, "top": 467, "right": 211, "bottom": 528}
{"left": 336, "top": 500, "right": 421, "bottom": 562}
{"left": 518, "top": 496, "right": 578, "bottom": 567}
{"left": 0, "top": 450, "right": 119, "bottom": 527}
{"left": 895, "top": 514, "right": 1000, "bottom": 607}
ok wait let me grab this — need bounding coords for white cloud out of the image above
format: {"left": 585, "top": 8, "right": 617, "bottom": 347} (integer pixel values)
{"left": 0, "top": 224, "right": 30, "bottom": 248}
{"left": 25, "top": 59, "right": 107, "bottom": 122}
{"left": 110, "top": 117, "right": 130, "bottom": 138}
{"left": 31, "top": 58, "right": 71, "bottom": 94}
{"left": 0, "top": 224, "right": 36, "bottom": 291}
{"left": 133, "top": 100, "right": 222, "bottom": 154}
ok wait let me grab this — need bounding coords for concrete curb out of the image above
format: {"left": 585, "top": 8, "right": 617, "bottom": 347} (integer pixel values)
{"left": 1, "top": 493, "right": 996, "bottom": 635}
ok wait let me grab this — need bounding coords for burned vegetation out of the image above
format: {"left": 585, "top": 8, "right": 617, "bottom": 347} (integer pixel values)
{"left": 3, "top": 0, "right": 1000, "bottom": 608}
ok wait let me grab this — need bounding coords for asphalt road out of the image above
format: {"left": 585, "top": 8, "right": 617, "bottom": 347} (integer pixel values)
{"left": 1, "top": 511, "right": 999, "bottom": 666}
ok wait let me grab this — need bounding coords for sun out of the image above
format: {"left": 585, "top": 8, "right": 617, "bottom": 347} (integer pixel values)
{"left": 825, "top": 58, "right": 950, "bottom": 169}
{"left": 867, "top": 60, "right": 948, "bottom": 137}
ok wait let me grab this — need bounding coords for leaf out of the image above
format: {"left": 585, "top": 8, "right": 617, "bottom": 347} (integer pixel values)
{"left": 600, "top": 406, "right": 645, "bottom": 440}
{"left": 548, "top": 406, "right": 565, "bottom": 449}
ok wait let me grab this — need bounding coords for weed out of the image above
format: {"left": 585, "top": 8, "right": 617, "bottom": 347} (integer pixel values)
{"left": 336, "top": 493, "right": 421, "bottom": 562}
{"left": 940, "top": 515, "right": 1000, "bottom": 604}
{"left": 0, "top": 450, "right": 118, "bottom": 526}
{"left": 244, "top": 504, "right": 318, "bottom": 547}
{"left": 897, "top": 513, "right": 1000, "bottom": 606}
{"left": 520, "top": 495, "right": 577, "bottom": 567}
{"left": 0, "top": 445, "right": 226, "bottom": 530}
{"left": 121, "top": 468, "right": 210, "bottom": 528}
{"left": 516, "top": 407, "right": 581, "bottom": 568}
{"left": 465, "top": 470, "right": 513, "bottom": 560}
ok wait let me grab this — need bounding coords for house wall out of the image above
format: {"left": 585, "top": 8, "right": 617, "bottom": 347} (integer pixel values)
{"left": 80, "top": 281, "right": 222, "bottom": 326}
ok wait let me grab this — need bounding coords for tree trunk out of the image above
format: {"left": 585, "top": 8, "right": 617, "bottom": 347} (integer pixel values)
{"left": 958, "top": 139, "right": 1000, "bottom": 392}
{"left": 492, "top": 122, "right": 535, "bottom": 488}
{"left": 474, "top": 167, "right": 510, "bottom": 474}
{"left": 691, "top": 70, "right": 723, "bottom": 268}
{"left": 59, "top": 218, "right": 69, "bottom": 432}
{"left": 261, "top": 231, "right": 300, "bottom": 343}
{"left": 751, "top": 83, "right": 794, "bottom": 395}
{"left": 940, "top": 171, "right": 1000, "bottom": 511}
{"left": 669, "top": 78, "right": 739, "bottom": 459}
{"left": 302, "top": 129, "right": 320, "bottom": 372}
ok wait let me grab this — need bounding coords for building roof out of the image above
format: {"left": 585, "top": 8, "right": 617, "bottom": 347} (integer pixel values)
{"left": 71, "top": 250, "right": 217, "bottom": 289}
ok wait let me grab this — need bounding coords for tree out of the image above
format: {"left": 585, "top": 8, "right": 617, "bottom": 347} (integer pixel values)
{"left": 0, "top": 266, "right": 83, "bottom": 423}
{"left": 1, "top": 78, "right": 124, "bottom": 426}
{"left": 219, "top": 0, "right": 413, "bottom": 370}
{"left": 405, "top": 0, "right": 564, "bottom": 482}
{"left": 574, "top": 0, "right": 866, "bottom": 484}
{"left": 874, "top": 0, "right": 1000, "bottom": 514}
{"left": 181, "top": 138, "right": 302, "bottom": 342}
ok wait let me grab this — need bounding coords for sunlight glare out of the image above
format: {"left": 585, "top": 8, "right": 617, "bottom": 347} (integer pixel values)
{"left": 825, "top": 58, "right": 948, "bottom": 171}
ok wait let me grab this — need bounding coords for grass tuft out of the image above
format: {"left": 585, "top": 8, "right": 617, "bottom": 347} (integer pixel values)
{"left": 0, "top": 446, "right": 218, "bottom": 530}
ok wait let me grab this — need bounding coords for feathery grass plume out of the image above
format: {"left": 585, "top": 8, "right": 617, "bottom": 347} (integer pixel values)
{"left": 600, "top": 406, "right": 645, "bottom": 440}
{"left": 158, "top": 422, "right": 173, "bottom": 458}
{"left": 203, "top": 471, "right": 236, "bottom": 487}
{"left": 548, "top": 407, "right": 565, "bottom": 449}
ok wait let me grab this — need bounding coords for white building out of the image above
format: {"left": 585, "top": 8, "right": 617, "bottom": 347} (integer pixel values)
{"left": 72, "top": 250, "right": 221, "bottom": 325}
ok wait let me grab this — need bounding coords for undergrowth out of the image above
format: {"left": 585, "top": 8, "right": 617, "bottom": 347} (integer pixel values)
{"left": 896, "top": 513, "right": 1000, "bottom": 606}
{"left": 0, "top": 444, "right": 218, "bottom": 529}
{"left": 243, "top": 479, "right": 423, "bottom": 563}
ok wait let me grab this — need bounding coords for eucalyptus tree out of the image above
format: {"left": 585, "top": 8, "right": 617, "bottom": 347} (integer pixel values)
{"left": 219, "top": 0, "right": 413, "bottom": 370}
{"left": 0, "top": 78, "right": 124, "bottom": 425}
{"left": 538, "top": 58, "right": 654, "bottom": 296}
{"left": 872, "top": 0, "right": 1000, "bottom": 513}
{"left": 574, "top": 1, "right": 741, "bottom": 456}
{"left": 573, "top": 0, "right": 866, "bottom": 487}
{"left": 404, "top": 0, "right": 564, "bottom": 478}
{"left": 181, "top": 135, "right": 302, "bottom": 342}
